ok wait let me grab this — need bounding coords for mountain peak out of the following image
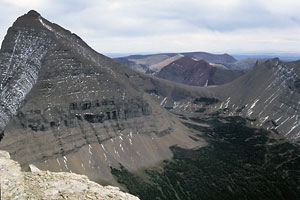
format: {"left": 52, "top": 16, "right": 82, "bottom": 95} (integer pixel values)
{"left": 0, "top": 10, "right": 203, "bottom": 185}
{"left": 27, "top": 10, "right": 41, "bottom": 17}
{"left": 11, "top": 10, "right": 44, "bottom": 29}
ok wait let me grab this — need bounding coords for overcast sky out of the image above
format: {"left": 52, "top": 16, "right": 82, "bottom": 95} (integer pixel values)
{"left": 0, "top": 0, "right": 300, "bottom": 55}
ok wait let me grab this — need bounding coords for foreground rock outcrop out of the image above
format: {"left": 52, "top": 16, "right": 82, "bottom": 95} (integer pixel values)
{"left": 0, "top": 150, "right": 139, "bottom": 200}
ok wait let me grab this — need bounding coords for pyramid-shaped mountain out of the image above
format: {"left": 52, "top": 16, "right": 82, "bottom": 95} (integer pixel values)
{"left": 0, "top": 10, "right": 209, "bottom": 184}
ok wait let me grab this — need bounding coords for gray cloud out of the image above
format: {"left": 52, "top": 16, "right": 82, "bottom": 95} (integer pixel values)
{"left": 0, "top": 0, "right": 300, "bottom": 54}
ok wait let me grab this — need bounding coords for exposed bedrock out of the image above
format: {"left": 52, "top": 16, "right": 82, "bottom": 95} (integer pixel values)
{"left": 0, "top": 12, "right": 54, "bottom": 133}
{"left": 0, "top": 10, "right": 205, "bottom": 185}
{"left": 207, "top": 59, "right": 300, "bottom": 141}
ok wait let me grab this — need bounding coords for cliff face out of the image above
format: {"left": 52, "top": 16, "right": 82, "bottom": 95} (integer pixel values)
{"left": 0, "top": 150, "right": 139, "bottom": 200}
{"left": 0, "top": 10, "right": 206, "bottom": 185}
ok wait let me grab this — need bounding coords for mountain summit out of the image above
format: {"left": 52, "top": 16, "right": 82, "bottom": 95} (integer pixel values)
{"left": 0, "top": 10, "right": 207, "bottom": 184}
{"left": 0, "top": 11, "right": 299, "bottom": 199}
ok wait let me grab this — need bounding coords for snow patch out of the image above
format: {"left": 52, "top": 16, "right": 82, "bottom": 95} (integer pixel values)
{"left": 81, "top": 163, "right": 86, "bottom": 171}
{"left": 204, "top": 80, "right": 208, "bottom": 87}
{"left": 160, "top": 97, "right": 167, "bottom": 106}
{"left": 247, "top": 99, "right": 259, "bottom": 117}
{"left": 114, "top": 147, "right": 120, "bottom": 157}
{"left": 285, "top": 123, "right": 300, "bottom": 136}
{"left": 88, "top": 144, "right": 92, "bottom": 155}
{"left": 224, "top": 97, "right": 231, "bottom": 108}
{"left": 39, "top": 17, "right": 54, "bottom": 32}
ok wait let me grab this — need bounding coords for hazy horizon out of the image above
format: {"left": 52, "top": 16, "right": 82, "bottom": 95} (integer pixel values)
{"left": 104, "top": 51, "right": 300, "bottom": 61}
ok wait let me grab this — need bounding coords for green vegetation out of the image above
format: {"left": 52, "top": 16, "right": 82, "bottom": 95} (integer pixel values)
{"left": 112, "top": 116, "right": 300, "bottom": 200}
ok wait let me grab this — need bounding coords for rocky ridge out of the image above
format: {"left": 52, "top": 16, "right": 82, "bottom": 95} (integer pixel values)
{"left": 0, "top": 150, "right": 139, "bottom": 200}
{"left": 0, "top": 10, "right": 54, "bottom": 133}
{"left": 206, "top": 58, "right": 300, "bottom": 141}
{"left": 0, "top": 10, "right": 207, "bottom": 185}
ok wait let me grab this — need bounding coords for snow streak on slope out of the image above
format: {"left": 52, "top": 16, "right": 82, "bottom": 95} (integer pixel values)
{"left": 0, "top": 26, "right": 53, "bottom": 132}
{"left": 214, "top": 59, "right": 300, "bottom": 141}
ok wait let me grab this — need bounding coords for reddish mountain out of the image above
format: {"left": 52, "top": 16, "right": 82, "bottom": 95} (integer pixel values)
{"left": 156, "top": 56, "right": 243, "bottom": 86}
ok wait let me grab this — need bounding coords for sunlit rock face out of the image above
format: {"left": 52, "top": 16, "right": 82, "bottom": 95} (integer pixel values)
{"left": 0, "top": 10, "right": 205, "bottom": 185}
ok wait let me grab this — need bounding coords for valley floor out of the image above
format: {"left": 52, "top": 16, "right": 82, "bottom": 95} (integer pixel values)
{"left": 111, "top": 112, "right": 300, "bottom": 200}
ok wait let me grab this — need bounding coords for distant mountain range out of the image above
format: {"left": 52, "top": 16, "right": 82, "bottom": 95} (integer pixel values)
{"left": 156, "top": 56, "right": 244, "bottom": 86}
{"left": 114, "top": 52, "right": 300, "bottom": 73}
{"left": 114, "top": 52, "right": 257, "bottom": 86}
{"left": 233, "top": 54, "right": 300, "bottom": 61}
{"left": 114, "top": 51, "right": 238, "bottom": 73}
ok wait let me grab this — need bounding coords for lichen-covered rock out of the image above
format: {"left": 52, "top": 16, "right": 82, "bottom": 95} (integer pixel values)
{"left": 0, "top": 150, "right": 139, "bottom": 200}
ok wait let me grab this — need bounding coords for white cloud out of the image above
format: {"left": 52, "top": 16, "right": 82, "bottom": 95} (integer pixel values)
{"left": 84, "top": 26, "right": 300, "bottom": 54}
{"left": 0, "top": 0, "right": 300, "bottom": 55}
{"left": 1, "top": 0, "right": 46, "bottom": 7}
